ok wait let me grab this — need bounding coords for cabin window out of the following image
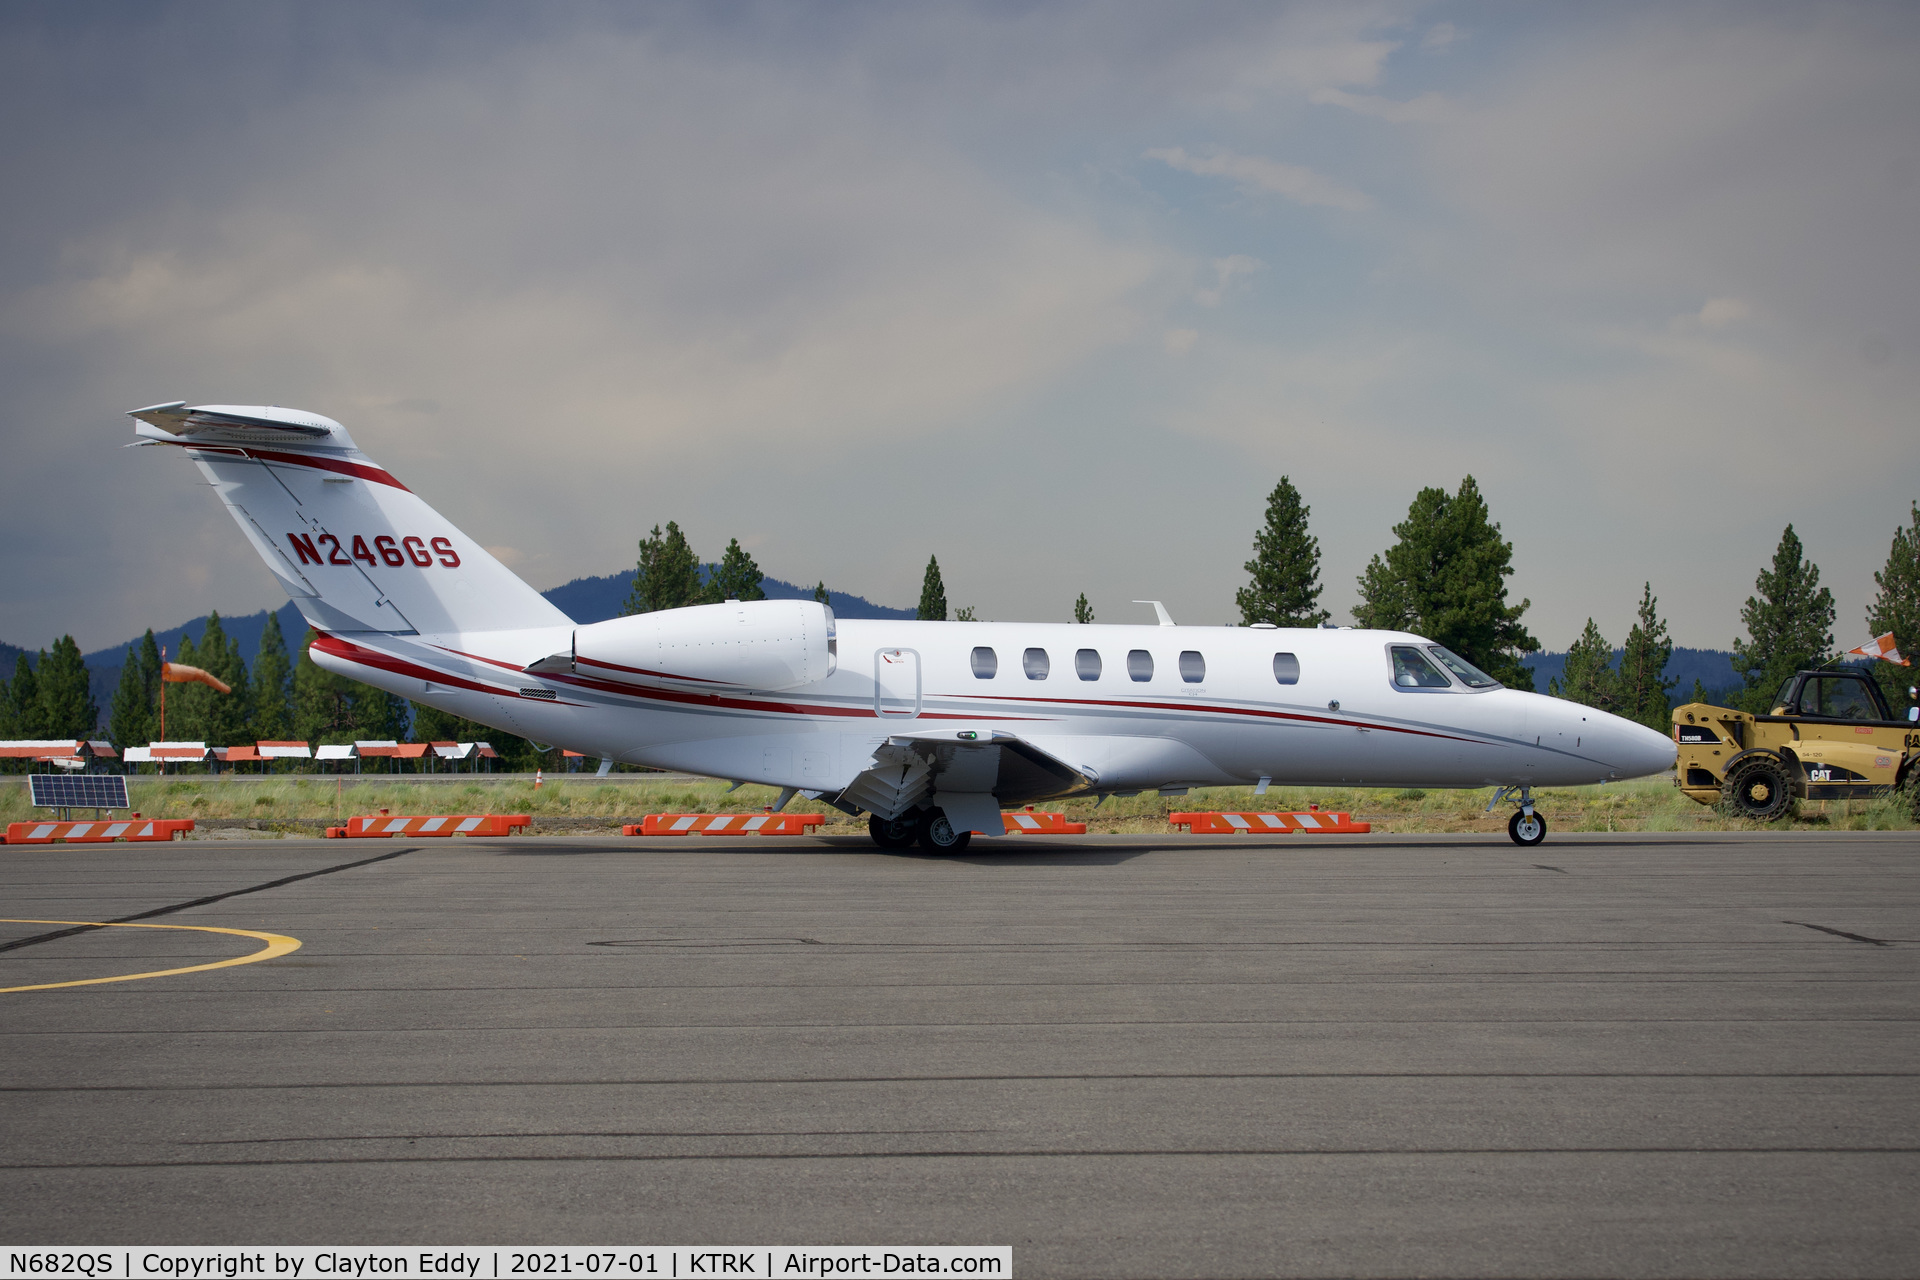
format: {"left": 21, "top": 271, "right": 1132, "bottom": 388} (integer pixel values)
{"left": 970, "top": 646, "right": 998, "bottom": 679}
{"left": 1771, "top": 677, "right": 1800, "bottom": 713}
{"left": 1076, "top": 649, "right": 1102, "bottom": 681}
{"left": 1389, "top": 645, "right": 1451, "bottom": 689}
{"left": 1023, "top": 648, "right": 1050, "bottom": 680}
{"left": 1128, "top": 650, "right": 1154, "bottom": 682}
{"left": 1272, "top": 652, "right": 1300, "bottom": 684}
{"left": 1802, "top": 675, "right": 1881, "bottom": 720}
{"left": 1426, "top": 645, "right": 1499, "bottom": 689}
{"left": 1179, "top": 651, "right": 1205, "bottom": 683}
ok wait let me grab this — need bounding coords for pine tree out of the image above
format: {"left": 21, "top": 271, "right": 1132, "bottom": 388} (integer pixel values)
{"left": 352, "top": 684, "right": 410, "bottom": 744}
{"left": 1615, "top": 583, "right": 1676, "bottom": 731}
{"left": 1866, "top": 501, "right": 1920, "bottom": 710}
{"left": 704, "top": 538, "right": 766, "bottom": 603}
{"left": 624, "top": 522, "right": 704, "bottom": 614}
{"left": 1074, "top": 593, "right": 1094, "bottom": 624}
{"left": 1549, "top": 620, "right": 1616, "bottom": 709}
{"left": 1353, "top": 476, "right": 1539, "bottom": 688}
{"left": 173, "top": 613, "right": 251, "bottom": 746}
{"left": 1236, "top": 477, "right": 1330, "bottom": 627}
{"left": 410, "top": 701, "right": 492, "bottom": 745}
{"left": 917, "top": 556, "right": 947, "bottom": 621}
{"left": 10, "top": 652, "right": 43, "bottom": 738}
{"left": 108, "top": 646, "right": 151, "bottom": 749}
{"left": 292, "top": 629, "right": 356, "bottom": 745}
{"left": 291, "top": 627, "right": 407, "bottom": 767}
{"left": 250, "top": 611, "right": 294, "bottom": 742}
{"left": 0, "top": 660, "right": 15, "bottom": 740}
{"left": 814, "top": 581, "right": 829, "bottom": 606}
{"left": 32, "top": 636, "right": 95, "bottom": 739}
{"left": 1688, "top": 677, "right": 1712, "bottom": 708}
{"left": 1732, "top": 524, "right": 1834, "bottom": 712}
{"left": 136, "top": 630, "right": 161, "bottom": 723}
{"left": 166, "top": 632, "right": 203, "bottom": 742}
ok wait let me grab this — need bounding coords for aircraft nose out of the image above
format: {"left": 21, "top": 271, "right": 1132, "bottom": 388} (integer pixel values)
{"left": 1605, "top": 715, "right": 1677, "bottom": 779}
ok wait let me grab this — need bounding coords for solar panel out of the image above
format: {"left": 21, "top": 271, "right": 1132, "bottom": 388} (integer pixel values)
{"left": 29, "top": 773, "right": 130, "bottom": 811}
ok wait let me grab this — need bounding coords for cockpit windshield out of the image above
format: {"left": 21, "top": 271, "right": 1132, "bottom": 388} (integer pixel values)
{"left": 1426, "top": 645, "right": 1500, "bottom": 689}
{"left": 1390, "top": 646, "right": 1452, "bottom": 688}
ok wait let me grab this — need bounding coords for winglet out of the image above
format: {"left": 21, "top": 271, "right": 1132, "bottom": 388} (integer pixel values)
{"left": 1133, "top": 600, "right": 1176, "bottom": 627}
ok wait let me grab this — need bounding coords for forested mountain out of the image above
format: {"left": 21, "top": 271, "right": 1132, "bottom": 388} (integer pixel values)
{"left": 1527, "top": 647, "right": 1741, "bottom": 702}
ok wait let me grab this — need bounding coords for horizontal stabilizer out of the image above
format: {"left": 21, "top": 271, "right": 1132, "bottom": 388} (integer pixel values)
{"left": 129, "top": 402, "right": 337, "bottom": 439}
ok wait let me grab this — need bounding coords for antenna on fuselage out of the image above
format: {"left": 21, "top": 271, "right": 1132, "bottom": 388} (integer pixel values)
{"left": 1132, "top": 600, "right": 1176, "bottom": 627}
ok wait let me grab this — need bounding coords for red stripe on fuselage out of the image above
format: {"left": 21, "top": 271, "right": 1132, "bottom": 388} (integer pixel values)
{"left": 346, "top": 638, "right": 1019, "bottom": 721}
{"left": 337, "top": 638, "right": 1446, "bottom": 737}
{"left": 313, "top": 634, "right": 513, "bottom": 698}
{"left": 545, "top": 667, "right": 1023, "bottom": 721}
{"left": 575, "top": 654, "right": 725, "bottom": 684}
{"left": 436, "top": 645, "right": 535, "bottom": 673}
{"left": 964, "top": 693, "right": 1480, "bottom": 743}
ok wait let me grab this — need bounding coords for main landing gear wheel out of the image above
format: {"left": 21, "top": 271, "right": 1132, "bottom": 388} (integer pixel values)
{"left": 1722, "top": 757, "right": 1792, "bottom": 821}
{"left": 868, "top": 813, "right": 918, "bottom": 850}
{"left": 916, "top": 807, "right": 973, "bottom": 854}
{"left": 1508, "top": 809, "right": 1547, "bottom": 846}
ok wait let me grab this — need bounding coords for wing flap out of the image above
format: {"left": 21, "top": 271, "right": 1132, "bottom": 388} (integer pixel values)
{"left": 836, "top": 730, "right": 1096, "bottom": 822}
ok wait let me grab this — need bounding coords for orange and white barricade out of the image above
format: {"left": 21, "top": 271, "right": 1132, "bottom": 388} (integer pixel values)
{"left": 326, "top": 813, "right": 530, "bottom": 838}
{"left": 626, "top": 812, "right": 826, "bottom": 836}
{"left": 1169, "top": 810, "right": 1370, "bottom": 834}
{"left": 1001, "top": 809, "right": 1087, "bottom": 834}
{"left": 4, "top": 817, "right": 194, "bottom": 844}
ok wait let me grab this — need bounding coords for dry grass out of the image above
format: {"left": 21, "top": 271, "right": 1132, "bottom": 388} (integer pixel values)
{"left": 3, "top": 774, "right": 1911, "bottom": 835}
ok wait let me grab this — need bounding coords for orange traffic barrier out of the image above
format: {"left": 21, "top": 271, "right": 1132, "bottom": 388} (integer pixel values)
{"left": 325, "top": 813, "right": 530, "bottom": 838}
{"left": 1169, "top": 810, "right": 1371, "bottom": 834}
{"left": 1002, "top": 808, "right": 1087, "bottom": 834}
{"left": 4, "top": 817, "right": 194, "bottom": 844}
{"left": 626, "top": 813, "right": 826, "bottom": 836}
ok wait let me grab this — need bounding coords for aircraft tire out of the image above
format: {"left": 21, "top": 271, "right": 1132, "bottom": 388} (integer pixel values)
{"left": 1722, "top": 757, "right": 1792, "bottom": 822}
{"left": 868, "top": 813, "right": 918, "bottom": 850}
{"left": 1508, "top": 809, "right": 1547, "bottom": 846}
{"left": 916, "top": 808, "right": 973, "bottom": 854}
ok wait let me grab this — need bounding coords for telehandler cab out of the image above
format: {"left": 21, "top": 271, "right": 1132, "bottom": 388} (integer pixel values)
{"left": 1672, "top": 668, "right": 1920, "bottom": 821}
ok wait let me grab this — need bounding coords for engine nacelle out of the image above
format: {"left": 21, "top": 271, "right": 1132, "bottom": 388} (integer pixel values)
{"left": 548, "top": 599, "right": 837, "bottom": 692}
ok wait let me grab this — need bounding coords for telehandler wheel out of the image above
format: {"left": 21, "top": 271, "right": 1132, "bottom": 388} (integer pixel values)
{"left": 868, "top": 813, "right": 918, "bottom": 850}
{"left": 1508, "top": 809, "right": 1547, "bottom": 846}
{"left": 916, "top": 807, "right": 973, "bottom": 854}
{"left": 1722, "top": 757, "right": 1792, "bottom": 822}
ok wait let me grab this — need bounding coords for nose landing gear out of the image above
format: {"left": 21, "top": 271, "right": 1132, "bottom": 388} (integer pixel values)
{"left": 1508, "top": 808, "right": 1547, "bottom": 846}
{"left": 1488, "top": 785, "right": 1548, "bottom": 846}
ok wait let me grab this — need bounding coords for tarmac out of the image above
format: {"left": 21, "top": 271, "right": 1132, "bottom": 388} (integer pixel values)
{"left": 2, "top": 830, "right": 1915, "bottom": 1278}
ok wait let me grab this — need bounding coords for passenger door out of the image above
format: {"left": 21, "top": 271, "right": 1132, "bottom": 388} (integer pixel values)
{"left": 874, "top": 649, "right": 921, "bottom": 719}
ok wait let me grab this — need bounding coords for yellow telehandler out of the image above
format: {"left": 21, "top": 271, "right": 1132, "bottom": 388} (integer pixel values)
{"left": 1672, "top": 667, "right": 1919, "bottom": 820}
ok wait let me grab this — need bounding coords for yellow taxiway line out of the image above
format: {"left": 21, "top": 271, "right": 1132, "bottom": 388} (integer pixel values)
{"left": 0, "top": 919, "right": 301, "bottom": 992}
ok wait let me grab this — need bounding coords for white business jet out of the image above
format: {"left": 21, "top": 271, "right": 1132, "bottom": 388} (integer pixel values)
{"left": 128, "top": 402, "right": 1675, "bottom": 849}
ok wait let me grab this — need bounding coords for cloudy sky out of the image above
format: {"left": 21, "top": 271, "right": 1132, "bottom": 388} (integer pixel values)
{"left": 3, "top": 1, "right": 1915, "bottom": 656}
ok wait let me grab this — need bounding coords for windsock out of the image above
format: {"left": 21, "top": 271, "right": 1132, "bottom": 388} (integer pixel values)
{"left": 1845, "top": 633, "right": 1909, "bottom": 667}
{"left": 162, "top": 661, "right": 232, "bottom": 693}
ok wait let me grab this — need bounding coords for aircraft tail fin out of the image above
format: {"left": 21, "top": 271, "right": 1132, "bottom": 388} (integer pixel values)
{"left": 130, "top": 402, "right": 573, "bottom": 637}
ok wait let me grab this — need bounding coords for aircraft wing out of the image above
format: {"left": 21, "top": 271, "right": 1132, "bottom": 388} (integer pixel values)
{"left": 837, "top": 729, "right": 1096, "bottom": 824}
